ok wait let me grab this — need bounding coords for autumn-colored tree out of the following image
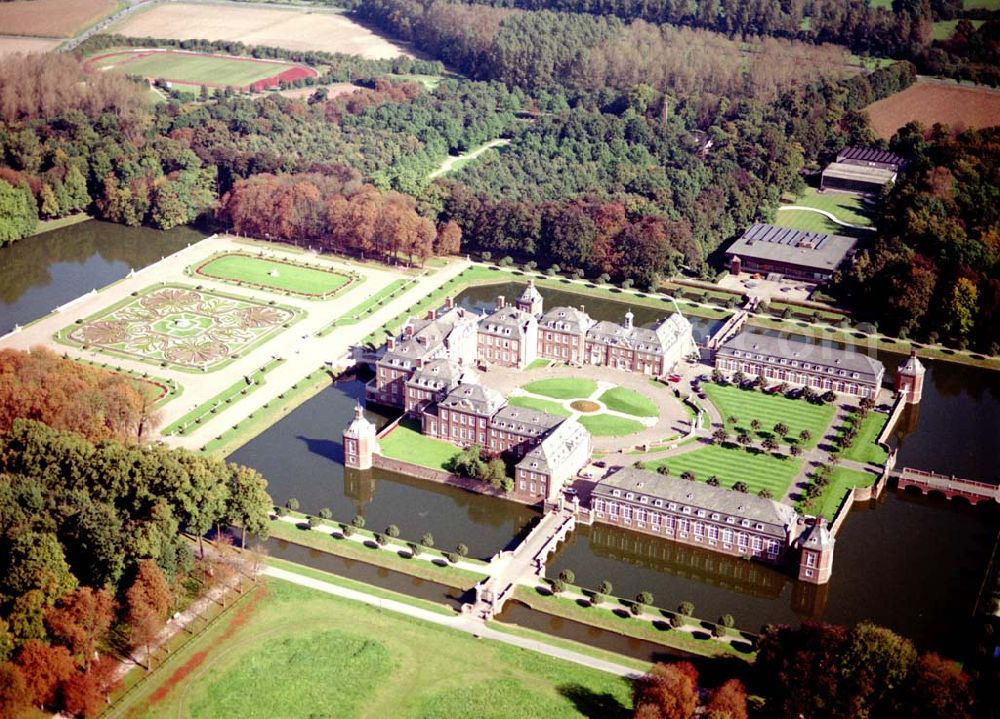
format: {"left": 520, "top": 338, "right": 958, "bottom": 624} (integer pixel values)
{"left": 125, "top": 561, "right": 172, "bottom": 670}
{"left": 0, "top": 347, "right": 159, "bottom": 442}
{"left": 16, "top": 640, "right": 74, "bottom": 709}
{"left": 45, "top": 587, "right": 115, "bottom": 668}
{"left": 897, "top": 652, "right": 972, "bottom": 719}
{"left": 705, "top": 679, "right": 748, "bottom": 719}
{"left": 435, "top": 219, "right": 463, "bottom": 255}
{"left": 61, "top": 655, "right": 121, "bottom": 718}
{"left": 632, "top": 662, "right": 697, "bottom": 719}
{"left": 0, "top": 661, "right": 31, "bottom": 719}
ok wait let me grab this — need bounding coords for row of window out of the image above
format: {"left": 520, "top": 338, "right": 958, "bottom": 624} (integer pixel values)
{"left": 595, "top": 497, "right": 768, "bottom": 531}
{"left": 595, "top": 509, "right": 781, "bottom": 558}
{"left": 725, "top": 353, "right": 863, "bottom": 379}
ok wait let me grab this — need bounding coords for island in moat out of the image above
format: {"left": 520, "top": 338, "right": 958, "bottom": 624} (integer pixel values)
{"left": 343, "top": 277, "right": 954, "bottom": 621}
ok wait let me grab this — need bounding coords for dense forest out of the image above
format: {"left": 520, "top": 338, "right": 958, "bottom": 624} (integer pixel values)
{"left": 838, "top": 126, "right": 1000, "bottom": 352}
{"left": 0, "top": 417, "right": 273, "bottom": 717}
{"left": 357, "top": 0, "right": 859, "bottom": 99}
{"left": 358, "top": 0, "right": 997, "bottom": 85}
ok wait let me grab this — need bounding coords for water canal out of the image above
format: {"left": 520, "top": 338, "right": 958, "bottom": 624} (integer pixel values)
{"left": 2, "top": 231, "right": 997, "bottom": 659}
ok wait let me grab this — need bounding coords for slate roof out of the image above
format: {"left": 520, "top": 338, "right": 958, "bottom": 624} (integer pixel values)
{"left": 490, "top": 405, "right": 564, "bottom": 438}
{"left": 725, "top": 223, "right": 858, "bottom": 274}
{"left": 800, "top": 523, "right": 835, "bottom": 550}
{"left": 593, "top": 467, "right": 798, "bottom": 539}
{"left": 539, "top": 306, "right": 593, "bottom": 335}
{"left": 517, "top": 418, "right": 589, "bottom": 475}
{"left": 587, "top": 320, "right": 631, "bottom": 345}
{"left": 717, "top": 332, "right": 884, "bottom": 382}
{"left": 405, "top": 359, "right": 474, "bottom": 391}
{"left": 518, "top": 280, "right": 543, "bottom": 307}
{"left": 439, "top": 382, "right": 506, "bottom": 416}
{"left": 343, "top": 405, "right": 375, "bottom": 439}
{"left": 479, "top": 306, "right": 534, "bottom": 336}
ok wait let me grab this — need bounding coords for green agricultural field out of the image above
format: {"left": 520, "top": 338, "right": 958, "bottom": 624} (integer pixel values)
{"left": 523, "top": 377, "right": 597, "bottom": 400}
{"left": 646, "top": 445, "right": 802, "bottom": 498}
{"left": 578, "top": 414, "right": 647, "bottom": 437}
{"left": 379, "top": 419, "right": 458, "bottom": 471}
{"left": 964, "top": 0, "right": 1000, "bottom": 9}
{"left": 599, "top": 387, "right": 659, "bottom": 418}
{"left": 93, "top": 50, "right": 295, "bottom": 87}
{"left": 508, "top": 395, "right": 572, "bottom": 417}
{"left": 194, "top": 253, "right": 353, "bottom": 297}
{"left": 115, "top": 578, "right": 635, "bottom": 719}
{"left": 814, "top": 467, "right": 876, "bottom": 520}
{"left": 837, "top": 412, "right": 889, "bottom": 465}
{"left": 702, "top": 383, "right": 835, "bottom": 448}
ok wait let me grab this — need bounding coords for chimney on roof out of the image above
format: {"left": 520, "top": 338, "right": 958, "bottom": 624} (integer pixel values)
{"left": 445, "top": 296, "right": 454, "bottom": 310}
{"left": 405, "top": 324, "right": 414, "bottom": 338}
{"left": 497, "top": 295, "right": 506, "bottom": 310}
{"left": 426, "top": 309, "right": 435, "bottom": 320}
{"left": 624, "top": 310, "right": 634, "bottom": 331}
{"left": 387, "top": 335, "right": 396, "bottom": 350}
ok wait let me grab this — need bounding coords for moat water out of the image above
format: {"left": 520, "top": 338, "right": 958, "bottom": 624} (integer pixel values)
{"left": 2, "top": 230, "right": 998, "bottom": 659}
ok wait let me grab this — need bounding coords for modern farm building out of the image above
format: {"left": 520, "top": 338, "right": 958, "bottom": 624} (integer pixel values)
{"left": 820, "top": 146, "right": 906, "bottom": 194}
{"left": 725, "top": 223, "right": 858, "bottom": 282}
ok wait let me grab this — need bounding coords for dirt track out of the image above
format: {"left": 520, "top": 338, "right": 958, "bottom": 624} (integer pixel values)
{"left": 111, "top": 1, "right": 412, "bottom": 59}
{"left": 865, "top": 80, "right": 1000, "bottom": 138}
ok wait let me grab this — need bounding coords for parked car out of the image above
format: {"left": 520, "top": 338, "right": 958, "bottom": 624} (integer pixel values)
{"left": 593, "top": 460, "right": 606, "bottom": 468}
{"left": 564, "top": 487, "right": 579, "bottom": 496}
{"left": 668, "top": 374, "right": 682, "bottom": 383}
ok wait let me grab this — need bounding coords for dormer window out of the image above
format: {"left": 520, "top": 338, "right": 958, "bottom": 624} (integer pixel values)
{"left": 626, "top": 493, "right": 635, "bottom": 500}
{"left": 612, "top": 489, "right": 621, "bottom": 497}
{"left": 640, "top": 496, "right": 648, "bottom": 504}
{"left": 726, "top": 517, "right": 735, "bottom": 524}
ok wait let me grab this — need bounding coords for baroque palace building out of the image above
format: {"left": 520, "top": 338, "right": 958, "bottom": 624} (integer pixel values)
{"left": 714, "top": 332, "right": 885, "bottom": 399}
{"left": 365, "top": 282, "right": 696, "bottom": 503}
{"left": 591, "top": 467, "right": 834, "bottom": 583}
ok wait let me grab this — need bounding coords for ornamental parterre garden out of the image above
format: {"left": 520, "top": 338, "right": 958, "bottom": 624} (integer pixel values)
{"left": 58, "top": 284, "right": 302, "bottom": 372}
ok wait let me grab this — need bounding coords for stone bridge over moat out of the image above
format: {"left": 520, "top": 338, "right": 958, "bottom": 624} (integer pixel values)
{"left": 468, "top": 505, "right": 581, "bottom": 620}
{"left": 895, "top": 467, "right": 999, "bottom": 505}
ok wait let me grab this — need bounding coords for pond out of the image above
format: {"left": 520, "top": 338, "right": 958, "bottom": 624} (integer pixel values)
{"left": 0, "top": 220, "right": 201, "bottom": 333}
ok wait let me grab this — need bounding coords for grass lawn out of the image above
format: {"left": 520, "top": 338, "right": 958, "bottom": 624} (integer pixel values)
{"left": 702, "top": 383, "right": 835, "bottom": 448}
{"left": 94, "top": 50, "right": 300, "bottom": 87}
{"left": 814, "top": 467, "right": 876, "bottom": 520}
{"left": 163, "top": 358, "right": 283, "bottom": 435}
{"left": 599, "top": 387, "right": 659, "bottom": 418}
{"left": 267, "top": 518, "right": 486, "bottom": 589}
{"left": 578, "top": 414, "right": 647, "bottom": 437}
{"left": 514, "top": 586, "right": 752, "bottom": 659}
{"left": 646, "top": 445, "right": 801, "bottom": 497}
{"left": 789, "top": 187, "right": 874, "bottom": 227}
{"left": 838, "top": 412, "right": 889, "bottom": 465}
{"left": 379, "top": 418, "right": 458, "bottom": 472}
{"left": 508, "top": 395, "right": 572, "bottom": 416}
{"left": 523, "top": 378, "right": 597, "bottom": 400}
{"left": 527, "top": 358, "right": 553, "bottom": 369}
{"left": 113, "top": 578, "right": 635, "bottom": 719}
{"left": 932, "top": 18, "right": 984, "bottom": 39}
{"left": 194, "top": 253, "right": 352, "bottom": 297}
